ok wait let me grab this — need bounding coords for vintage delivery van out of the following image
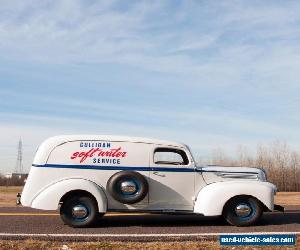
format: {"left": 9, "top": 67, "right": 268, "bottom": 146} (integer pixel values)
{"left": 20, "top": 135, "right": 283, "bottom": 227}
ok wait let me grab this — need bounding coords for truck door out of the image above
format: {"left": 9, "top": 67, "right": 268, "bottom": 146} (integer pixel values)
{"left": 149, "top": 146, "right": 195, "bottom": 211}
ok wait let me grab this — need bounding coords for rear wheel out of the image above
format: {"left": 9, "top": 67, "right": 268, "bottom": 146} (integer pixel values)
{"left": 60, "top": 196, "right": 98, "bottom": 228}
{"left": 222, "top": 196, "right": 263, "bottom": 226}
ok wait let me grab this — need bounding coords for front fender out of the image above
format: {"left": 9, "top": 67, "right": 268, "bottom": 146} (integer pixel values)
{"left": 31, "top": 178, "right": 107, "bottom": 212}
{"left": 194, "top": 181, "right": 276, "bottom": 216}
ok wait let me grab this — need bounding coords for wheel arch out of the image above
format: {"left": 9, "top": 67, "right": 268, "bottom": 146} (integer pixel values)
{"left": 222, "top": 194, "right": 269, "bottom": 215}
{"left": 60, "top": 189, "right": 97, "bottom": 205}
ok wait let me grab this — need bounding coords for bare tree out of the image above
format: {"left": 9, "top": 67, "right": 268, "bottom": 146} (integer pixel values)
{"left": 210, "top": 142, "right": 300, "bottom": 191}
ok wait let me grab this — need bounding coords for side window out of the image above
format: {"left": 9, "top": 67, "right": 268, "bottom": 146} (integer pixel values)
{"left": 154, "top": 148, "right": 189, "bottom": 165}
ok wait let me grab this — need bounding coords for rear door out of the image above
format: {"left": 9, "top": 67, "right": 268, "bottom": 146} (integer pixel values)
{"left": 148, "top": 146, "right": 195, "bottom": 211}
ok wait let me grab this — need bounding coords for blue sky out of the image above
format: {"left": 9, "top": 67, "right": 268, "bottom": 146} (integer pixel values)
{"left": 1, "top": 0, "right": 300, "bottom": 173}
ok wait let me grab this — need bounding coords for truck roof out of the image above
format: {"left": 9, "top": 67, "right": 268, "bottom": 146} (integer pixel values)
{"left": 43, "top": 135, "right": 187, "bottom": 148}
{"left": 32, "top": 135, "right": 191, "bottom": 165}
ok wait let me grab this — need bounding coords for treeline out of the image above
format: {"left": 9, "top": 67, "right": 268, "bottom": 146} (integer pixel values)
{"left": 207, "top": 142, "right": 300, "bottom": 192}
{"left": 0, "top": 175, "right": 27, "bottom": 186}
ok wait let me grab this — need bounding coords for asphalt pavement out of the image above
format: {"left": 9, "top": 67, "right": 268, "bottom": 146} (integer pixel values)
{"left": 0, "top": 206, "right": 299, "bottom": 241}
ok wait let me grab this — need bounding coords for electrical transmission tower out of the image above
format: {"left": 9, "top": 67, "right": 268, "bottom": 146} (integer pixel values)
{"left": 15, "top": 138, "right": 23, "bottom": 174}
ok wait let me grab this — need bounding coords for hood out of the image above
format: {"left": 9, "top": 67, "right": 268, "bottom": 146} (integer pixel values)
{"left": 199, "top": 165, "right": 267, "bottom": 184}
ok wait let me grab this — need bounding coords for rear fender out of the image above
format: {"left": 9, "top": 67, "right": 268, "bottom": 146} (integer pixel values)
{"left": 31, "top": 178, "right": 107, "bottom": 212}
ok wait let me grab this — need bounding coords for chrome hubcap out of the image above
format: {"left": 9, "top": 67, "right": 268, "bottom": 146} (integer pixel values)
{"left": 120, "top": 180, "right": 137, "bottom": 194}
{"left": 235, "top": 203, "right": 252, "bottom": 217}
{"left": 72, "top": 205, "right": 88, "bottom": 219}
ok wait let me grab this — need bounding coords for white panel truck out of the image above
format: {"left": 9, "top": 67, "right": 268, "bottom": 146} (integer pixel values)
{"left": 20, "top": 135, "right": 284, "bottom": 227}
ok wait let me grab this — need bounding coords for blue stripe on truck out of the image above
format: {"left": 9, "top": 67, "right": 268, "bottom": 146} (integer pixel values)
{"left": 32, "top": 164, "right": 196, "bottom": 172}
{"left": 32, "top": 164, "right": 259, "bottom": 175}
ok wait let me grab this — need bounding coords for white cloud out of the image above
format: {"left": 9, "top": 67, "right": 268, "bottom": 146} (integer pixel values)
{"left": 0, "top": 1, "right": 299, "bottom": 77}
{"left": 0, "top": 0, "right": 299, "bottom": 94}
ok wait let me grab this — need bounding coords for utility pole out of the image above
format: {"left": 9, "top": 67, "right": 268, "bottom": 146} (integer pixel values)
{"left": 15, "top": 138, "right": 23, "bottom": 174}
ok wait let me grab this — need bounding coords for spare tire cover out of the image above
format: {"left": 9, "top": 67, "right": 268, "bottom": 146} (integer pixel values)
{"left": 106, "top": 171, "right": 148, "bottom": 204}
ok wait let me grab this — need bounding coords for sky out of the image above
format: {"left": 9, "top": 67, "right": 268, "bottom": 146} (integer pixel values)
{"left": 1, "top": 0, "right": 300, "bottom": 173}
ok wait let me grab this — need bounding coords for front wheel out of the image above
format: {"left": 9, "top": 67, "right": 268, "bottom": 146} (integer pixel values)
{"left": 223, "top": 196, "right": 263, "bottom": 226}
{"left": 60, "top": 196, "right": 98, "bottom": 228}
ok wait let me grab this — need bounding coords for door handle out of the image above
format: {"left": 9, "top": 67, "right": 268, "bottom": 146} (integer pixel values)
{"left": 152, "top": 171, "right": 165, "bottom": 177}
